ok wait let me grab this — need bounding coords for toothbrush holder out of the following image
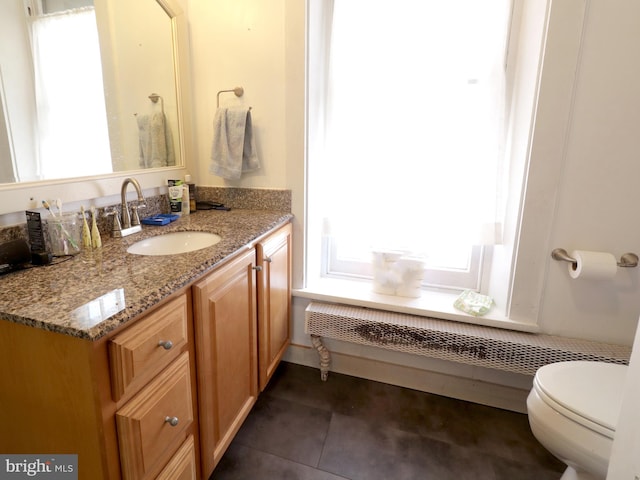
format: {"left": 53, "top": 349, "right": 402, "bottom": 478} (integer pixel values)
{"left": 46, "top": 212, "right": 81, "bottom": 256}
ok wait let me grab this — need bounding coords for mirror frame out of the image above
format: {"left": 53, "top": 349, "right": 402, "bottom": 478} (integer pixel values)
{"left": 0, "top": 0, "right": 193, "bottom": 218}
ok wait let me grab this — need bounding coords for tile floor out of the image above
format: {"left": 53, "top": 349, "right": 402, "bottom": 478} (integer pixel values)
{"left": 210, "top": 362, "right": 565, "bottom": 480}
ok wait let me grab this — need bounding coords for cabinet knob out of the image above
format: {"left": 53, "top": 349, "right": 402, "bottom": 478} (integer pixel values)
{"left": 164, "top": 416, "right": 179, "bottom": 427}
{"left": 158, "top": 340, "right": 173, "bottom": 350}
{"left": 264, "top": 257, "right": 272, "bottom": 263}
{"left": 252, "top": 265, "right": 263, "bottom": 271}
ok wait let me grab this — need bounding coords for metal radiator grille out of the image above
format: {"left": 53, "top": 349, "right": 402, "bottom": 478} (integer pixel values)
{"left": 305, "top": 302, "right": 631, "bottom": 375}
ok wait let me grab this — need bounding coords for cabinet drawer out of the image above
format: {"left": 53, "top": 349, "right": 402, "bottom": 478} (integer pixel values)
{"left": 116, "top": 352, "right": 193, "bottom": 480}
{"left": 156, "top": 435, "right": 197, "bottom": 480}
{"left": 110, "top": 294, "right": 188, "bottom": 401}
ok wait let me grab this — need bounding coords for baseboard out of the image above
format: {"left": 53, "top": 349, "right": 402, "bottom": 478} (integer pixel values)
{"left": 283, "top": 343, "right": 530, "bottom": 413}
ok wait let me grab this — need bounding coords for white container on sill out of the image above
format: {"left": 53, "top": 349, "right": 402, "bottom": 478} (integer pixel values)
{"left": 395, "top": 256, "right": 427, "bottom": 298}
{"left": 371, "top": 250, "right": 426, "bottom": 298}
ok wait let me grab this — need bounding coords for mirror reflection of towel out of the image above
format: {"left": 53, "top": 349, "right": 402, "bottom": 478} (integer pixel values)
{"left": 209, "top": 107, "right": 260, "bottom": 180}
{"left": 137, "top": 112, "right": 175, "bottom": 168}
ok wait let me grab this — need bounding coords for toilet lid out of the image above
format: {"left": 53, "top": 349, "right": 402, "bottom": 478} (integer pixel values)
{"left": 534, "top": 361, "right": 627, "bottom": 433}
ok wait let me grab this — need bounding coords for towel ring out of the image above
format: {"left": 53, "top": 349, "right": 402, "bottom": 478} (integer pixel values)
{"left": 217, "top": 87, "right": 244, "bottom": 108}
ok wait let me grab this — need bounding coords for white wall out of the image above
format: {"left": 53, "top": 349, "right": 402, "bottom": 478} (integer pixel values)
{"left": 536, "top": 0, "right": 640, "bottom": 344}
{"left": 186, "top": 0, "right": 306, "bottom": 287}
{"left": 189, "top": 0, "right": 288, "bottom": 188}
{"left": 187, "top": 0, "right": 306, "bottom": 195}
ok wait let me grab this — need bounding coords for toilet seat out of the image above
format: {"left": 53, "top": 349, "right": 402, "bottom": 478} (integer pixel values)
{"left": 533, "top": 361, "right": 626, "bottom": 439}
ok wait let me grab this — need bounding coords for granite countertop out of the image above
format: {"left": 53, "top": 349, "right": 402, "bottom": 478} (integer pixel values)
{"left": 0, "top": 209, "right": 293, "bottom": 341}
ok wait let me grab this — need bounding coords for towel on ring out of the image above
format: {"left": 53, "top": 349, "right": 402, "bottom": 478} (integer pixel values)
{"left": 137, "top": 112, "right": 175, "bottom": 168}
{"left": 210, "top": 107, "right": 260, "bottom": 180}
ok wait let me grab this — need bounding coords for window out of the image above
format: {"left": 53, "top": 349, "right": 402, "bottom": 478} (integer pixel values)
{"left": 307, "top": 0, "right": 514, "bottom": 293}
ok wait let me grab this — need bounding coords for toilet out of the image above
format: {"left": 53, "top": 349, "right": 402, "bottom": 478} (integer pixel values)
{"left": 527, "top": 361, "right": 627, "bottom": 480}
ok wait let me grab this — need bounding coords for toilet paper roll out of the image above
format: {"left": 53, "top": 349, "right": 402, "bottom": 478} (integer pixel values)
{"left": 568, "top": 250, "right": 617, "bottom": 280}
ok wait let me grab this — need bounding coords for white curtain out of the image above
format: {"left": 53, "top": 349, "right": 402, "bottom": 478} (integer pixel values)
{"left": 30, "top": 7, "right": 112, "bottom": 180}
{"left": 316, "top": 0, "right": 510, "bottom": 261}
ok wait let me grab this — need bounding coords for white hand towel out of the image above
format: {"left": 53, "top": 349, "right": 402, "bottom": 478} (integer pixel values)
{"left": 210, "top": 107, "right": 260, "bottom": 180}
{"left": 137, "top": 112, "right": 175, "bottom": 168}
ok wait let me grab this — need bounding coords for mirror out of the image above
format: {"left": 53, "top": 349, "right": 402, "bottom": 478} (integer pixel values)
{"left": 0, "top": 0, "right": 186, "bottom": 185}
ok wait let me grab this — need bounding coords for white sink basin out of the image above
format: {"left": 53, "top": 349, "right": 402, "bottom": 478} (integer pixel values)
{"left": 127, "top": 231, "right": 221, "bottom": 256}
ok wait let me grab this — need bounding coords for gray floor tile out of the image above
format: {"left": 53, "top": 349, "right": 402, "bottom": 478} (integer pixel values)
{"left": 490, "top": 455, "right": 563, "bottom": 480}
{"left": 211, "top": 443, "right": 349, "bottom": 480}
{"left": 232, "top": 393, "right": 332, "bottom": 467}
{"left": 319, "top": 413, "right": 495, "bottom": 480}
{"left": 464, "top": 403, "right": 564, "bottom": 471}
{"left": 263, "top": 361, "right": 372, "bottom": 414}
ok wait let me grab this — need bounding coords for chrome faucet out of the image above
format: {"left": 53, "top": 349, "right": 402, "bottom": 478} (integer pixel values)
{"left": 112, "top": 177, "right": 146, "bottom": 237}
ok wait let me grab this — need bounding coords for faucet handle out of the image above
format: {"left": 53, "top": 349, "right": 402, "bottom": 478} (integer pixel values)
{"left": 131, "top": 202, "right": 147, "bottom": 226}
{"left": 106, "top": 208, "right": 122, "bottom": 236}
{"left": 130, "top": 204, "right": 145, "bottom": 226}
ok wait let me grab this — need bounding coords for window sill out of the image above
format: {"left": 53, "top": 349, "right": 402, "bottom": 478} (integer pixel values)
{"left": 293, "top": 277, "right": 539, "bottom": 334}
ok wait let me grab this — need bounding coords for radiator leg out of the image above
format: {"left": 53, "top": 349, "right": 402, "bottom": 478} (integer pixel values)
{"left": 310, "top": 334, "right": 330, "bottom": 381}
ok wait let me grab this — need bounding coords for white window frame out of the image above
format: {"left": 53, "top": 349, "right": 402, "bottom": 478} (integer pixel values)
{"left": 299, "top": 0, "right": 580, "bottom": 333}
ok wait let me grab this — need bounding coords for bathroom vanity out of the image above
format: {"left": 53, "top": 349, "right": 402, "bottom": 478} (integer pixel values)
{"left": 0, "top": 209, "right": 292, "bottom": 480}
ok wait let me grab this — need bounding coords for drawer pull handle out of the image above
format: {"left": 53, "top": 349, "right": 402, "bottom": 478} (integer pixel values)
{"left": 264, "top": 256, "right": 272, "bottom": 263}
{"left": 164, "top": 416, "right": 179, "bottom": 427}
{"left": 252, "top": 265, "right": 263, "bottom": 271}
{"left": 158, "top": 340, "right": 173, "bottom": 350}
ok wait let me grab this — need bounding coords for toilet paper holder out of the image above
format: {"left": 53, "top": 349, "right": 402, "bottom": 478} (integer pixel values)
{"left": 551, "top": 248, "right": 639, "bottom": 268}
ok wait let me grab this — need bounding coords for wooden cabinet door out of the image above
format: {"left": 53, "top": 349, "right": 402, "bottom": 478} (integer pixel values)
{"left": 193, "top": 248, "right": 258, "bottom": 477}
{"left": 256, "top": 223, "right": 292, "bottom": 391}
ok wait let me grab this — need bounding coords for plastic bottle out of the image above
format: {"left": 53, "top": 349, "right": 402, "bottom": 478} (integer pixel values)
{"left": 168, "top": 180, "right": 183, "bottom": 216}
{"left": 185, "top": 174, "right": 197, "bottom": 212}
{"left": 182, "top": 180, "right": 190, "bottom": 215}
